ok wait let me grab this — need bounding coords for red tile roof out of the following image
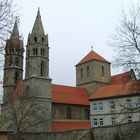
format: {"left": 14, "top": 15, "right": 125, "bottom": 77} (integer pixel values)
{"left": 51, "top": 120, "right": 91, "bottom": 132}
{"left": 111, "top": 71, "right": 131, "bottom": 84}
{"left": 52, "top": 84, "right": 89, "bottom": 105}
{"left": 77, "top": 51, "right": 110, "bottom": 65}
{"left": 89, "top": 80, "right": 140, "bottom": 100}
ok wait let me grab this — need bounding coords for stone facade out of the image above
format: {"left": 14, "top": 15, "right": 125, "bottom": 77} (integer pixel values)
{"left": 76, "top": 60, "right": 111, "bottom": 95}
{"left": 3, "top": 21, "right": 24, "bottom": 103}
{"left": 52, "top": 103, "right": 89, "bottom": 120}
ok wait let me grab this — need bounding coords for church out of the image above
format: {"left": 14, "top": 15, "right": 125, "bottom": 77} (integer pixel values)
{"left": 2, "top": 8, "right": 139, "bottom": 133}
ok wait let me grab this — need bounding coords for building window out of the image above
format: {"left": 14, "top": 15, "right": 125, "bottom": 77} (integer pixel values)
{"left": 36, "top": 48, "right": 38, "bottom": 55}
{"left": 99, "top": 102, "right": 103, "bottom": 111}
{"left": 40, "top": 61, "right": 45, "bottom": 77}
{"left": 80, "top": 68, "right": 83, "bottom": 79}
{"left": 93, "top": 103, "right": 97, "bottom": 111}
{"left": 27, "top": 61, "right": 30, "bottom": 77}
{"left": 110, "top": 100, "right": 115, "bottom": 110}
{"left": 41, "top": 48, "right": 45, "bottom": 56}
{"left": 34, "top": 37, "right": 37, "bottom": 42}
{"left": 87, "top": 66, "right": 89, "bottom": 77}
{"left": 85, "top": 108, "right": 90, "bottom": 119}
{"left": 99, "top": 118, "right": 103, "bottom": 126}
{"left": 33, "top": 48, "right": 35, "bottom": 55}
{"left": 11, "top": 48, "right": 14, "bottom": 53}
{"left": 9, "top": 57, "right": 13, "bottom": 66}
{"left": 111, "top": 117, "right": 115, "bottom": 125}
{"left": 15, "top": 57, "right": 19, "bottom": 66}
{"left": 42, "top": 37, "right": 44, "bottom": 43}
{"left": 67, "top": 107, "right": 72, "bottom": 119}
{"left": 93, "top": 118, "right": 98, "bottom": 126}
{"left": 15, "top": 71, "right": 19, "bottom": 84}
{"left": 101, "top": 66, "right": 105, "bottom": 77}
{"left": 33, "top": 48, "right": 38, "bottom": 55}
{"left": 127, "top": 115, "right": 132, "bottom": 123}
{"left": 126, "top": 99, "right": 132, "bottom": 109}
{"left": 25, "top": 85, "right": 29, "bottom": 96}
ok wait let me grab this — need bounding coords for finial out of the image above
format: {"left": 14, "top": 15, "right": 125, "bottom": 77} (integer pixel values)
{"left": 37, "top": 7, "right": 41, "bottom": 17}
{"left": 91, "top": 46, "right": 93, "bottom": 51}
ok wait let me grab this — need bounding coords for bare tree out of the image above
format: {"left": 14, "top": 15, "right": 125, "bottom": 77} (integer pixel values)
{"left": 110, "top": 4, "right": 140, "bottom": 78}
{"left": 0, "top": 89, "right": 51, "bottom": 140}
{"left": 0, "top": 0, "right": 18, "bottom": 50}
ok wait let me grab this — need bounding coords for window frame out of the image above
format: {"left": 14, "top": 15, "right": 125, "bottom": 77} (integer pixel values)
{"left": 99, "top": 118, "right": 103, "bottom": 126}
{"left": 98, "top": 102, "right": 103, "bottom": 111}
{"left": 93, "top": 118, "right": 98, "bottom": 126}
{"left": 111, "top": 117, "right": 115, "bottom": 125}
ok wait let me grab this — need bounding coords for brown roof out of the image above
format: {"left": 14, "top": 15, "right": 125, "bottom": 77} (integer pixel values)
{"left": 52, "top": 84, "right": 89, "bottom": 105}
{"left": 89, "top": 80, "right": 140, "bottom": 101}
{"left": 51, "top": 120, "right": 91, "bottom": 132}
{"left": 77, "top": 50, "right": 110, "bottom": 65}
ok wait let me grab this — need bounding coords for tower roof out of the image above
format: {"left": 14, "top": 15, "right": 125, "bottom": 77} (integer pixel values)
{"left": 31, "top": 8, "right": 45, "bottom": 35}
{"left": 77, "top": 50, "right": 110, "bottom": 65}
{"left": 10, "top": 20, "right": 19, "bottom": 40}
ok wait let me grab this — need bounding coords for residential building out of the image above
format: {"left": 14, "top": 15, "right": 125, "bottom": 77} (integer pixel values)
{"left": 90, "top": 76, "right": 140, "bottom": 127}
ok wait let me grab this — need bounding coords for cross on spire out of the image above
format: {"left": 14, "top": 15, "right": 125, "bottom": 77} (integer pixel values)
{"left": 91, "top": 46, "right": 93, "bottom": 51}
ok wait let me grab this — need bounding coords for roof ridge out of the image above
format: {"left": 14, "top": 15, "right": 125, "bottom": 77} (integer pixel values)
{"left": 52, "top": 84, "right": 87, "bottom": 90}
{"left": 77, "top": 50, "right": 110, "bottom": 65}
{"left": 111, "top": 71, "right": 130, "bottom": 77}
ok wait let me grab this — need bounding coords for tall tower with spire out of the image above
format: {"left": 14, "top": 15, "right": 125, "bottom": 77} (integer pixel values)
{"left": 3, "top": 20, "right": 24, "bottom": 103}
{"left": 23, "top": 8, "right": 52, "bottom": 132}
{"left": 25, "top": 8, "right": 49, "bottom": 78}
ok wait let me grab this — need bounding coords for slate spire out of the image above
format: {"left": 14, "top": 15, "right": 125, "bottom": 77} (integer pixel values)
{"left": 10, "top": 19, "right": 19, "bottom": 40}
{"left": 32, "top": 8, "right": 45, "bottom": 35}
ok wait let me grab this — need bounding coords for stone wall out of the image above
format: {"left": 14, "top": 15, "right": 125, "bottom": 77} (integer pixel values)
{"left": 52, "top": 103, "right": 89, "bottom": 120}
{"left": 9, "top": 129, "right": 92, "bottom": 140}
{"left": 8, "top": 122, "right": 139, "bottom": 140}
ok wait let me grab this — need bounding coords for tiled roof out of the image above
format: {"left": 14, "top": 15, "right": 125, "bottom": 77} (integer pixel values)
{"left": 111, "top": 71, "right": 131, "bottom": 84}
{"left": 52, "top": 84, "right": 89, "bottom": 105}
{"left": 77, "top": 51, "right": 110, "bottom": 65}
{"left": 51, "top": 120, "right": 91, "bottom": 132}
{"left": 89, "top": 80, "right": 140, "bottom": 100}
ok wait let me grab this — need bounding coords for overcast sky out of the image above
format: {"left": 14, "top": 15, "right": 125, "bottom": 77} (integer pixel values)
{"left": 12, "top": 0, "right": 138, "bottom": 86}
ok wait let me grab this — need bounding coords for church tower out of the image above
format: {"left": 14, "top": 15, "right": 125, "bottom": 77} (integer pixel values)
{"left": 24, "top": 8, "right": 52, "bottom": 132}
{"left": 3, "top": 20, "right": 24, "bottom": 103}
{"left": 25, "top": 8, "right": 49, "bottom": 78}
{"left": 76, "top": 50, "right": 111, "bottom": 95}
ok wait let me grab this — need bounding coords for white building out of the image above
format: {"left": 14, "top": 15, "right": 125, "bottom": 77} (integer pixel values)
{"left": 89, "top": 77, "right": 140, "bottom": 127}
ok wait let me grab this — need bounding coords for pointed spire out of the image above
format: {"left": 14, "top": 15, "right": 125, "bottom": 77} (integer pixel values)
{"left": 32, "top": 8, "right": 45, "bottom": 35}
{"left": 10, "top": 19, "right": 19, "bottom": 40}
